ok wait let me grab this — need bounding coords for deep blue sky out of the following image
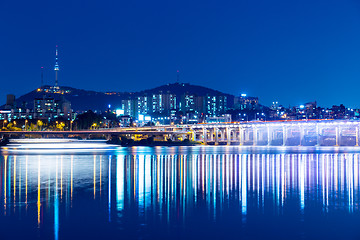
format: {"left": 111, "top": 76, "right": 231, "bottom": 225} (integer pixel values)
{"left": 1, "top": 0, "right": 360, "bottom": 108}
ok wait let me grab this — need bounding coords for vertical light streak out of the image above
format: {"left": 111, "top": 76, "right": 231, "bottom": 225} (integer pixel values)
{"left": 299, "top": 154, "right": 305, "bottom": 212}
{"left": 327, "top": 155, "right": 330, "bottom": 209}
{"left": 322, "top": 154, "right": 326, "bottom": 210}
{"left": 206, "top": 155, "right": 211, "bottom": 212}
{"left": 19, "top": 157, "right": 21, "bottom": 214}
{"left": 134, "top": 156, "right": 136, "bottom": 203}
{"left": 4, "top": 155, "right": 7, "bottom": 214}
{"left": 193, "top": 155, "right": 197, "bottom": 203}
{"left": 37, "top": 156, "right": 41, "bottom": 228}
{"left": 226, "top": 154, "right": 230, "bottom": 198}
{"left": 60, "top": 156, "right": 63, "bottom": 199}
{"left": 334, "top": 154, "right": 338, "bottom": 196}
{"left": 116, "top": 155, "right": 124, "bottom": 211}
{"left": 108, "top": 156, "right": 112, "bottom": 222}
{"left": 139, "top": 155, "right": 145, "bottom": 213}
{"left": 281, "top": 154, "right": 284, "bottom": 207}
{"left": 261, "top": 155, "right": 265, "bottom": 210}
{"left": 183, "top": 155, "right": 187, "bottom": 222}
{"left": 93, "top": 155, "right": 96, "bottom": 199}
{"left": 276, "top": 155, "right": 280, "bottom": 208}
{"left": 272, "top": 155, "right": 275, "bottom": 206}
{"left": 54, "top": 155, "right": 59, "bottom": 240}
{"left": 241, "top": 154, "right": 247, "bottom": 216}
{"left": 25, "top": 156, "right": 28, "bottom": 209}
{"left": 145, "top": 155, "right": 151, "bottom": 210}
{"left": 71, "top": 156, "right": 73, "bottom": 203}
{"left": 202, "top": 155, "right": 205, "bottom": 197}
{"left": 355, "top": 155, "right": 358, "bottom": 211}
{"left": 167, "top": 156, "right": 170, "bottom": 224}
{"left": 13, "top": 156, "right": 16, "bottom": 204}
{"left": 213, "top": 154, "right": 217, "bottom": 219}
{"left": 100, "top": 156, "right": 102, "bottom": 195}
{"left": 257, "top": 154, "right": 260, "bottom": 207}
{"left": 316, "top": 155, "right": 319, "bottom": 200}
{"left": 348, "top": 154, "right": 353, "bottom": 212}
{"left": 157, "top": 156, "right": 160, "bottom": 206}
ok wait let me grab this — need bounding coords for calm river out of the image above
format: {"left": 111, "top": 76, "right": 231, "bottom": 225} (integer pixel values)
{"left": 1, "top": 145, "right": 360, "bottom": 239}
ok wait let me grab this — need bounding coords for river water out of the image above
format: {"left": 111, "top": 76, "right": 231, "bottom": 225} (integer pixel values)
{"left": 1, "top": 145, "right": 360, "bottom": 239}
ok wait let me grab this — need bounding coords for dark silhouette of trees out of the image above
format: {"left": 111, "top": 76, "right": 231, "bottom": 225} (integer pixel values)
{"left": 74, "top": 110, "right": 103, "bottom": 130}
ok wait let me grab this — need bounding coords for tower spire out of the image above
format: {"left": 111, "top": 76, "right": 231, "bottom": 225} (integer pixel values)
{"left": 41, "top": 66, "right": 44, "bottom": 87}
{"left": 54, "top": 45, "right": 59, "bottom": 88}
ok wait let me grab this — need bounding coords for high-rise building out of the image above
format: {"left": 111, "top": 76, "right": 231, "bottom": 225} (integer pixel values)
{"left": 34, "top": 97, "right": 59, "bottom": 119}
{"left": 234, "top": 94, "right": 258, "bottom": 110}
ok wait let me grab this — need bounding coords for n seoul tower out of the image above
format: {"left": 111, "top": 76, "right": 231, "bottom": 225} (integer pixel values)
{"left": 54, "top": 45, "right": 59, "bottom": 88}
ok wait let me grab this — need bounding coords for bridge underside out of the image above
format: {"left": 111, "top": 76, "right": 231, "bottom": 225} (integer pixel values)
{"left": 1, "top": 121, "right": 360, "bottom": 147}
{"left": 191, "top": 122, "right": 360, "bottom": 147}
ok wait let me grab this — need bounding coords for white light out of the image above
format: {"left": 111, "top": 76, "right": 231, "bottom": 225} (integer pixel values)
{"left": 138, "top": 114, "right": 144, "bottom": 121}
{"left": 144, "top": 116, "right": 151, "bottom": 121}
{"left": 300, "top": 105, "right": 305, "bottom": 109}
{"left": 116, "top": 109, "right": 124, "bottom": 116}
{"left": 241, "top": 94, "right": 247, "bottom": 97}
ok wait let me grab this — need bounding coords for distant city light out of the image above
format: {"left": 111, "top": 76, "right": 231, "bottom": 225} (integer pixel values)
{"left": 300, "top": 105, "right": 305, "bottom": 109}
{"left": 138, "top": 114, "right": 144, "bottom": 121}
{"left": 241, "top": 94, "right": 247, "bottom": 97}
{"left": 115, "top": 109, "right": 124, "bottom": 116}
{"left": 108, "top": 104, "right": 111, "bottom": 109}
{"left": 144, "top": 116, "right": 151, "bottom": 121}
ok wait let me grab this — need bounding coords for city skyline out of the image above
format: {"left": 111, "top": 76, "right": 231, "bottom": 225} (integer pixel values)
{"left": 1, "top": 0, "right": 360, "bottom": 108}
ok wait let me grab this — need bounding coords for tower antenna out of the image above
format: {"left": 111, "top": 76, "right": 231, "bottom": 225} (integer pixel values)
{"left": 176, "top": 69, "right": 180, "bottom": 83}
{"left": 41, "top": 67, "right": 44, "bottom": 87}
{"left": 54, "top": 45, "right": 59, "bottom": 88}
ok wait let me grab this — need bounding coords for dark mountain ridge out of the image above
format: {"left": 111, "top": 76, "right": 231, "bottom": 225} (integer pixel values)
{"left": 5, "top": 83, "right": 234, "bottom": 111}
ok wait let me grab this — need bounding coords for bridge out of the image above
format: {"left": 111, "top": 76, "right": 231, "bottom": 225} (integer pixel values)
{"left": 1, "top": 119, "right": 360, "bottom": 146}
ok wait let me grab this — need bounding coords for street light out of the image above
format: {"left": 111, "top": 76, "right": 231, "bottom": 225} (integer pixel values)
{"left": 261, "top": 113, "right": 266, "bottom": 121}
{"left": 2, "top": 120, "right": 7, "bottom": 129}
{"left": 243, "top": 114, "right": 248, "bottom": 122}
{"left": 25, "top": 120, "right": 28, "bottom": 131}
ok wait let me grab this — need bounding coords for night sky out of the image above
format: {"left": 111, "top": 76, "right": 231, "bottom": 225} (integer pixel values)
{"left": 1, "top": 0, "right": 360, "bottom": 108}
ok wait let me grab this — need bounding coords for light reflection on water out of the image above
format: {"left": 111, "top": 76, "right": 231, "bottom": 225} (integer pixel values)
{"left": 1, "top": 146, "right": 360, "bottom": 239}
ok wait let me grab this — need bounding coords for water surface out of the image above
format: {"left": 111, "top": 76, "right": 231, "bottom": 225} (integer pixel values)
{"left": 1, "top": 145, "right": 360, "bottom": 239}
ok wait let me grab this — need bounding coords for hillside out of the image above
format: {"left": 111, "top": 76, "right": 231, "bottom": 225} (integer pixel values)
{"left": 139, "top": 82, "right": 228, "bottom": 96}
{"left": 5, "top": 83, "right": 234, "bottom": 111}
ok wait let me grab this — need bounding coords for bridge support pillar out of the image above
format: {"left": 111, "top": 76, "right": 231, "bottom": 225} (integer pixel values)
{"left": 253, "top": 127, "right": 258, "bottom": 146}
{"left": 267, "top": 126, "right": 271, "bottom": 146}
{"left": 299, "top": 126, "right": 304, "bottom": 146}
{"left": 239, "top": 127, "right": 244, "bottom": 145}
{"left": 335, "top": 126, "right": 340, "bottom": 146}
{"left": 203, "top": 128, "right": 207, "bottom": 144}
{"left": 214, "top": 128, "right": 219, "bottom": 145}
{"left": 190, "top": 130, "right": 195, "bottom": 142}
{"left": 226, "top": 127, "right": 231, "bottom": 145}
{"left": 316, "top": 125, "right": 320, "bottom": 146}
{"left": 282, "top": 126, "right": 287, "bottom": 146}
{"left": 356, "top": 126, "right": 359, "bottom": 147}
